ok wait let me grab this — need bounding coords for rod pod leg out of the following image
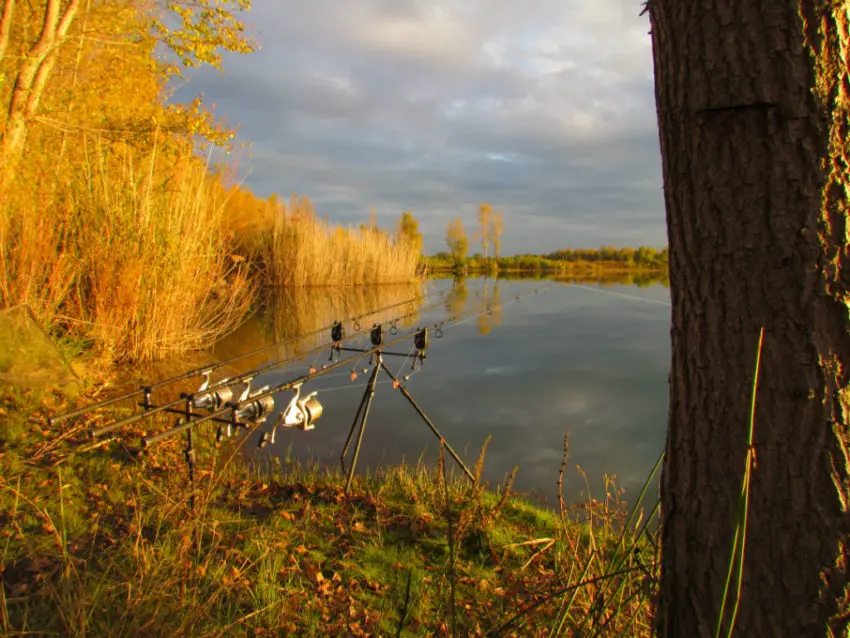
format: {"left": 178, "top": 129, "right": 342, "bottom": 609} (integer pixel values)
{"left": 340, "top": 378, "right": 371, "bottom": 473}
{"left": 344, "top": 358, "right": 382, "bottom": 494}
{"left": 379, "top": 361, "right": 475, "bottom": 484}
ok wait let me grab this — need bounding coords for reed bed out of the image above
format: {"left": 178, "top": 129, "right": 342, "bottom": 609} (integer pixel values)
{"left": 1, "top": 134, "right": 423, "bottom": 363}
{"left": 0, "top": 138, "right": 254, "bottom": 363}
{"left": 266, "top": 202, "right": 421, "bottom": 288}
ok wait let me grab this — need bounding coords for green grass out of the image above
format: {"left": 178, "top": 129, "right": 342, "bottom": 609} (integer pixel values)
{"left": 714, "top": 327, "right": 764, "bottom": 638}
{"left": 1, "top": 386, "right": 658, "bottom": 637}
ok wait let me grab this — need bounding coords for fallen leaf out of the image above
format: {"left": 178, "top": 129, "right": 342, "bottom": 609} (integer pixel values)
{"left": 304, "top": 563, "right": 324, "bottom": 584}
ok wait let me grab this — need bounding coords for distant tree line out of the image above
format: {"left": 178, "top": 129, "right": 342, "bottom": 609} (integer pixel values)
{"left": 429, "top": 245, "right": 668, "bottom": 272}
{"left": 436, "top": 204, "right": 666, "bottom": 271}
{"left": 544, "top": 246, "right": 669, "bottom": 265}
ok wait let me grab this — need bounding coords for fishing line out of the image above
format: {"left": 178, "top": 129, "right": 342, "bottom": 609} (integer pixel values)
{"left": 139, "top": 283, "right": 554, "bottom": 446}
{"left": 313, "top": 379, "right": 396, "bottom": 394}
{"left": 436, "top": 282, "right": 559, "bottom": 336}
{"left": 77, "top": 290, "right": 479, "bottom": 436}
{"left": 395, "top": 345, "right": 416, "bottom": 378}
{"left": 50, "top": 284, "right": 456, "bottom": 425}
{"left": 562, "top": 283, "right": 671, "bottom": 307}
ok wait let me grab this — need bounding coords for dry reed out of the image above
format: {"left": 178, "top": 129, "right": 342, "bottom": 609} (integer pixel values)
{"left": 265, "top": 198, "right": 421, "bottom": 287}
{"left": 0, "top": 136, "right": 254, "bottom": 362}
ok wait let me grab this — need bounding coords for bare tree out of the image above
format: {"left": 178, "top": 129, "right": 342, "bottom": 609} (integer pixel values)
{"left": 477, "top": 202, "right": 492, "bottom": 259}
{"left": 491, "top": 210, "right": 503, "bottom": 259}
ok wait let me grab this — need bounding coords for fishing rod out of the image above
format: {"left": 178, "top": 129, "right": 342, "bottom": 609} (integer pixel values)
{"left": 141, "top": 282, "right": 556, "bottom": 450}
{"left": 49, "top": 285, "right": 452, "bottom": 427}
{"left": 86, "top": 291, "right": 456, "bottom": 439}
{"left": 88, "top": 282, "right": 553, "bottom": 506}
{"left": 140, "top": 321, "right": 437, "bottom": 448}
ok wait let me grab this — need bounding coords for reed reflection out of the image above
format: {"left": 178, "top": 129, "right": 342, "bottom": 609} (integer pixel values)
{"left": 212, "top": 284, "right": 426, "bottom": 374}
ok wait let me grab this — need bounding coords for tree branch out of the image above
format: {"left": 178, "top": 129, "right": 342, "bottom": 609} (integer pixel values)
{"left": 0, "top": 0, "right": 14, "bottom": 63}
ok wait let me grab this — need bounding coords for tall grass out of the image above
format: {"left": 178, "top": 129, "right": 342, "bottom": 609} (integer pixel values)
{"left": 264, "top": 199, "right": 421, "bottom": 287}
{"left": 2, "top": 387, "right": 658, "bottom": 636}
{"left": 714, "top": 327, "right": 764, "bottom": 638}
{"left": 1, "top": 131, "right": 426, "bottom": 364}
{"left": 1, "top": 137, "right": 254, "bottom": 362}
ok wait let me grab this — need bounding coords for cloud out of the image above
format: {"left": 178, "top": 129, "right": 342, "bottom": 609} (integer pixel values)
{"left": 177, "top": 0, "right": 665, "bottom": 253}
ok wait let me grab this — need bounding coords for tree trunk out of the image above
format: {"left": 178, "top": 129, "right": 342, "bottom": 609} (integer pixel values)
{"left": 0, "top": 0, "right": 15, "bottom": 64}
{"left": 649, "top": 1, "right": 849, "bottom": 636}
{"left": 1, "top": 0, "right": 80, "bottom": 177}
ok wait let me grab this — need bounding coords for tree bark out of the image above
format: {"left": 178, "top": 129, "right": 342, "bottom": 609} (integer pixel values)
{"left": 0, "top": 0, "right": 14, "bottom": 64}
{"left": 649, "top": 1, "right": 850, "bottom": 636}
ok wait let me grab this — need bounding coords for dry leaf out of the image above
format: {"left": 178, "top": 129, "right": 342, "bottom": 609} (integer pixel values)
{"left": 304, "top": 563, "right": 324, "bottom": 584}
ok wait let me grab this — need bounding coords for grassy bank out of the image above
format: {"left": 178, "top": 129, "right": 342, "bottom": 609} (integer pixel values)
{"left": 0, "top": 386, "right": 658, "bottom": 636}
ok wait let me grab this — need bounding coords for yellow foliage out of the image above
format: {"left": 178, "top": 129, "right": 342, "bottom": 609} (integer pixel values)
{"left": 0, "top": 0, "right": 421, "bottom": 362}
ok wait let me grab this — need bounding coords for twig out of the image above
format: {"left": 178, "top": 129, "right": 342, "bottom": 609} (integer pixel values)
{"left": 213, "top": 596, "right": 286, "bottom": 637}
{"left": 521, "top": 539, "right": 555, "bottom": 571}
{"left": 502, "top": 537, "right": 556, "bottom": 549}
{"left": 487, "top": 566, "right": 644, "bottom": 637}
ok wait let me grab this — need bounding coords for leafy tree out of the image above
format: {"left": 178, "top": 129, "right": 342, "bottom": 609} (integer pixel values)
{"left": 396, "top": 210, "right": 422, "bottom": 254}
{"left": 648, "top": 1, "right": 850, "bottom": 635}
{"left": 445, "top": 217, "right": 468, "bottom": 266}
{"left": 0, "top": 0, "right": 256, "bottom": 185}
{"left": 634, "top": 246, "right": 656, "bottom": 264}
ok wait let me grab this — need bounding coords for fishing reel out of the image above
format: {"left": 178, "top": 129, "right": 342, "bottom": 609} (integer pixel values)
{"left": 218, "top": 378, "right": 274, "bottom": 442}
{"left": 258, "top": 384, "right": 323, "bottom": 448}
{"left": 184, "top": 370, "right": 234, "bottom": 412}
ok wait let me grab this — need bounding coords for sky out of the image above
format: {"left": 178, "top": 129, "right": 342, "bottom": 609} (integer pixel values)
{"left": 175, "top": 0, "right": 666, "bottom": 256}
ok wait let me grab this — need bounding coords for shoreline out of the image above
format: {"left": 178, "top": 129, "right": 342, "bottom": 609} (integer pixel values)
{"left": 0, "top": 386, "right": 656, "bottom": 636}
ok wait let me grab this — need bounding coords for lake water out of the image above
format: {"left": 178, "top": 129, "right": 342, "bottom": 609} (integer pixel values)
{"left": 210, "top": 275, "right": 670, "bottom": 508}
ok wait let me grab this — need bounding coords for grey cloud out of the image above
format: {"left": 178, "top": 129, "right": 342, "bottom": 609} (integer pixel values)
{"left": 179, "top": 0, "right": 666, "bottom": 254}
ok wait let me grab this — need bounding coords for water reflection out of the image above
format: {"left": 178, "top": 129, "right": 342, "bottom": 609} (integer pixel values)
{"left": 212, "top": 284, "right": 427, "bottom": 375}
{"left": 209, "top": 274, "right": 669, "bottom": 508}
